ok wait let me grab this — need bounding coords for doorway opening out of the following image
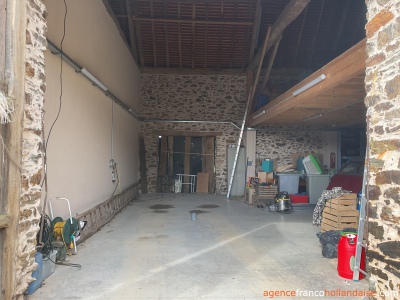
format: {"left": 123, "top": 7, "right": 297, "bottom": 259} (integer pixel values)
{"left": 157, "top": 135, "right": 215, "bottom": 194}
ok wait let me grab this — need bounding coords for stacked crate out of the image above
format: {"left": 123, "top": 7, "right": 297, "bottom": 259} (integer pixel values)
{"left": 321, "top": 193, "right": 359, "bottom": 232}
{"left": 255, "top": 185, "right": 278, "bottom": 202}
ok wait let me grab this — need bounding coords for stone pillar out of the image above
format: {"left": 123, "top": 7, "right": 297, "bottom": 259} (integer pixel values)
{"left": 15, "top": 0, "right": 47, "bottom": 298}
{"left": 365, "top": 1, "right": 400, "bottom": 297}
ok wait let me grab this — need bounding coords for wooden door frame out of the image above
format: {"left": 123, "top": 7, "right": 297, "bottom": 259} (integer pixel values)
{"left": 155, "top": 131, "right": 218, "bottom": 193}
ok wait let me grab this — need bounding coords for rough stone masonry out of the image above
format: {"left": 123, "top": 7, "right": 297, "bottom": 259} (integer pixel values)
{"left": 140, "top": 74, "right": 325, "bottom": 194}
{"left": 15, "top": 0, "right": 47, "bottom": 298}
{"left": 365, "top": 0, "right": 400, "bottom": 298}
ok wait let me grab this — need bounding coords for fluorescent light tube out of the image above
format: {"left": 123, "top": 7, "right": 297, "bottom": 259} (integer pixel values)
{"left": 293, "top": 74, "right": 326, "bottom": 96}
{"left": 303, "top": 113, "right": 323, "bottom": 122}
{"left": 81, "top": 68, "right": 108, "bottom": 92}
{"left": 252, "top": 110, "right": 266, "bottom": 119}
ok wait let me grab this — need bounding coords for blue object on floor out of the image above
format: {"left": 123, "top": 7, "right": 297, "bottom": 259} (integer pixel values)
{"left": 25, "top": 252, "right": 43, "bottom": 295}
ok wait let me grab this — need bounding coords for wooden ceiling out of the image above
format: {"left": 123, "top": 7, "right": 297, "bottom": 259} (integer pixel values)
{"left": 104, "top": 0, "right": 367, "bottom": 129}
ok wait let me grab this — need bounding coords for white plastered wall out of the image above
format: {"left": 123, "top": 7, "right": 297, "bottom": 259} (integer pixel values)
{"left": 322, "top": 131, "right": 338, "bottom": 170}
{"left": 43, "top": 0, "right": 140, "bottom": 217}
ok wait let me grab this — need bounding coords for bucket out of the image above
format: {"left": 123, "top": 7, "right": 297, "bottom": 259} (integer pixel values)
{"left": 25, "top": 252, "right": 43, "bottom": 295}
{"left": 337, "top": 233, "right": 365, "bottom": 280}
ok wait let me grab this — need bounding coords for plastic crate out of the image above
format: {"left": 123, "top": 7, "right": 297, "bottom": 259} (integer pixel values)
{"left": 302, "top": 154, "right": 322, "bottom": 174}
{"left": 290, "top": 194, "right": 309, "bottom": 203}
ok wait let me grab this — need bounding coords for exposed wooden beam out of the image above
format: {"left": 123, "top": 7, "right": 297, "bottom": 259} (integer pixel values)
{"left": 249, "top": 38, "right": 367, "bottom": 126}
{"left": 192, "top": 3, "right": 195, "bottom": 69}
{"left": 246, "top": 0, "right": 311, "bottom": 71}
{"left": 249, "top": 0, "right": 261, "bottom": 63}
{"left": 204, "top": 2, "right": 209, "bottom": 68}
{"left": 131, "top": 16, "right": 254, "bottom": 26}
{"left": 291, "top": 5, "right": 308, "bottom": 67}
{"left": 125, "top": 0, "right": 139, "bottom": 64}
{"left": 102, "top": 0, "right": 139, "bottom": 66}
{"left": 150, "top": 0, "right": 157, "bottom": 67}
{"left": 229, "top": 3, "right": 238, "bottom": 68}
{"left": 153, "top": 130, "right": 223, "bottom": 136}
{"left": 132, "top": 0, "right": 145, "bottom": 66}
{"left": 141, "top": 66, "right": 245, "bottom": 75}
{"left": 331, "top": 0, "right": 352, "bottom": 54}
{"left": 163, "top": 0, "right": 170, "bottom": 67}
{"left": 257, "top": 35, "right": 281, "bottom": 98}
{"left": 247, "top": 25, "right": 271, "bottom": 119}
{"left": 178, "top": 3, "right": 182, "bottom": 68}
{"left": 217, "top": 2, "right": 224, "bottom": 70}
{"left": 308, "top": 0, "right": 325, "bottom": 69}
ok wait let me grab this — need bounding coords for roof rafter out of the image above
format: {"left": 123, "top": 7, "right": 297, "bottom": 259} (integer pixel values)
{"left": 246, "top": 0, "right": 311, "bottom": 71}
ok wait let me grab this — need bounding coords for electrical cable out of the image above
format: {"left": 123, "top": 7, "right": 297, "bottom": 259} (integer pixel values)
{"left": 38, "top": 0, "right": 68, "bottom": 250}
{"left": 111, "top": 100, "right": 114, "bottom": 160}
{"left": 43, "top": 0, "right": 67, "bottom": 171}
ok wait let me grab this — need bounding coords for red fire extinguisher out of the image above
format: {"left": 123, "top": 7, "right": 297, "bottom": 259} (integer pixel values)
{"left": 330, "top": 153, "right": 336, "bottom": 168}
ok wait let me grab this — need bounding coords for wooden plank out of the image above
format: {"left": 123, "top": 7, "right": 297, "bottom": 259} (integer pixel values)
{"left": 139, "top": 135, "right": 148, "bottom": 193}
{"left": 325, "top": 203, "right": 357, "bottom": 211}
{"left": 323, "top": 207, "right": 359, "bottom": 217}
{"left": 184, "top": 137, "right": 191, "bottom": 192}
{"left": 196, "top": 173, "right": 209, "bottom": 193}
{"left": 153, "top": 130, "right": 223, "bottom": 137}
{"left": 249, "top": 38, "right": 367, "bottom": 126}
{"left": 246, "top": 0, "right": 311, "bottom": 71}
{"left": 321, "top": 218, "right": 358, "bottom": 230}
{"left": 322, "top": 211, "right": 359, "bottom": 223}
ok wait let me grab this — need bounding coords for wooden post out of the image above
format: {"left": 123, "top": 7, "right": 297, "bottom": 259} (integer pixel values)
{"left": 2, "top": 0, "right": 26, "bottom": 298}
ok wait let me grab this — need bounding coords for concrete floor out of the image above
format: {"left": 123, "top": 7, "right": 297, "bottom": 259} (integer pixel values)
{"left": 28, "top": 193, "right": 369, "bottom": 300}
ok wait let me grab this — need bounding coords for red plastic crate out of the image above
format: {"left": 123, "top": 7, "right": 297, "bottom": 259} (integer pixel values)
{"left": 290, "top": 194, "right": 309, "bottom": 203}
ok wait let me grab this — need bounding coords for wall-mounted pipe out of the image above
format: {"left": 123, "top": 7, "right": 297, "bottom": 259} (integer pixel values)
{"left": 46, "top": 39, "right": 140, "bottom": 121}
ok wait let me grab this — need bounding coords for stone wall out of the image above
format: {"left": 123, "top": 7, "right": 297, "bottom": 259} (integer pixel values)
{"left": 256, "top": 126, "right": 324, "bottom": 166}
{"left": 16, "top": 0, "right": 47, "bottom": 297}
{"left": 365, "top": 0, "right": 400, "bottom": 298}
{"left": 140, "top": 74, "right": 325, "bottom": 193}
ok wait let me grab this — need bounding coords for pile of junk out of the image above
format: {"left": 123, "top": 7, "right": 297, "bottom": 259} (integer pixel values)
{"left": 26, "top": 198, "right": 86, "bottom": 295}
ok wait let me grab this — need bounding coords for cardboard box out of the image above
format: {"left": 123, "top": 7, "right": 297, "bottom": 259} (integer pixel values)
{"left": 257, "top": 172, "right": 274, "bottom": 183}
